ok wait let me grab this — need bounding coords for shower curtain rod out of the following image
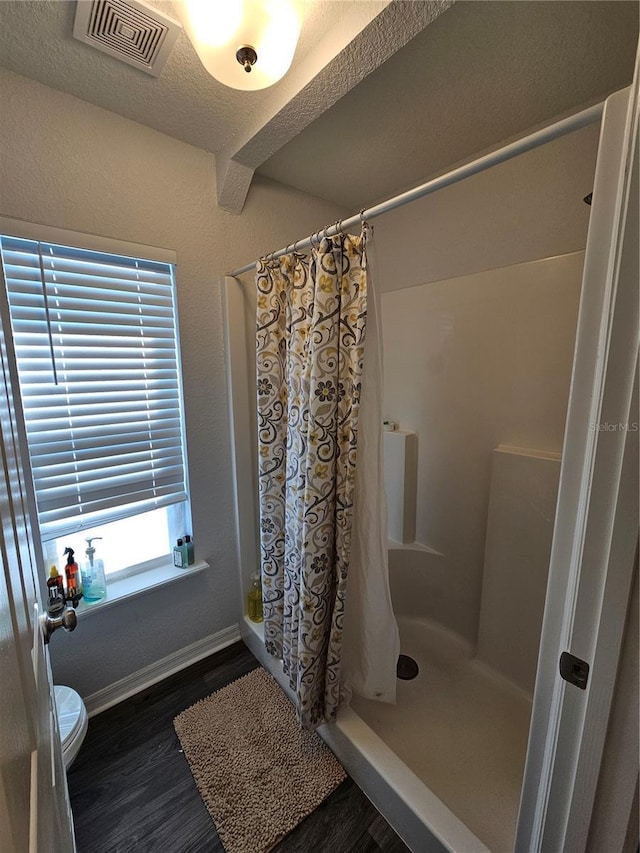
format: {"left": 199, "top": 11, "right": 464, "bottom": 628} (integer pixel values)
{"left": 228, "top": 100, "right": 604, "bottom": 278}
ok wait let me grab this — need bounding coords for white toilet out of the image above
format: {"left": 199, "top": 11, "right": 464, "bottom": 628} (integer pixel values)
{"left": 54, "top": 685, "right": 88, "bottom": 770}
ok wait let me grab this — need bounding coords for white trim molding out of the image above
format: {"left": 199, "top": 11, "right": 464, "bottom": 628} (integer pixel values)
{"left": 516, "top": 78, "right": 639, "bottom": 853}
{"left": 222, "top": 277, "right": 260, "bottom": 612}
{"left": 0, "top": 215, "right": 177, "bottom": 265}
{"left": 84, "top": 624, "right": 242, "bottom": 717}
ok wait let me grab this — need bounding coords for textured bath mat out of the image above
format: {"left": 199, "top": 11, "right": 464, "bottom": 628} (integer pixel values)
{"left": 173, "top": 666, "right": 346, "bottom": 853}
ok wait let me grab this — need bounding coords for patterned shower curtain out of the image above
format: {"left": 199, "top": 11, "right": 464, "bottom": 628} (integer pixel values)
{"left": 256, "top": 232, "right": 368, "bottom": 729}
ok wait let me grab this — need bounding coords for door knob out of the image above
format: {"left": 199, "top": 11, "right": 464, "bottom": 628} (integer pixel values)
{"left": 42, "top": 606, "right": 77, "bottom": 644}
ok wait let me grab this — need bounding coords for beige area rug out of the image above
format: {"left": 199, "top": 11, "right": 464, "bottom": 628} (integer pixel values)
{"left": 173, "top": 667, "right": 346, "bottom": 853}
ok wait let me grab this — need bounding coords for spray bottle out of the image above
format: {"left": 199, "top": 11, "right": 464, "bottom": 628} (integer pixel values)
{"left": 81, "top": 537, "right": 107, "bottom": 602}
{"left": 64, "top": 547, "right": 82, "bottom": 606}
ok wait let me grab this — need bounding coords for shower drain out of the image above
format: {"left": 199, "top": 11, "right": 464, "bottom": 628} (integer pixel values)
{"left": 396, "top": 654, "right": 419, "bottom": 680}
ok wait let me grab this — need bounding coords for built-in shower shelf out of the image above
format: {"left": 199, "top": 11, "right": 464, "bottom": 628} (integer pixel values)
{"left": 388, "top": 538, "right": 442, "bottom": 556}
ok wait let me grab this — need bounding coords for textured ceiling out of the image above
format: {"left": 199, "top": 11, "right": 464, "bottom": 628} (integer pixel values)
{"left": 0, "top": 1, "right": 637, "bottom": 211}
{"left": 0, "top": 0, "right": 450, "bottom": 210}
{"left": 259, "top": 1, "right": 639, "bottom": 209}
{"left": 0, "top": 0, "right": 373, "bottom": 156}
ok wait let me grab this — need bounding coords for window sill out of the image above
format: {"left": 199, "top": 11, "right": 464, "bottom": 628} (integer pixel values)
{"left": 73, "top": 559, "right": 209, "bottom": 620}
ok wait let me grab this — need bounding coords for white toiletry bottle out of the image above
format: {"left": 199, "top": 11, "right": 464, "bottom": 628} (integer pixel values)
{"left": 173, "top": 538, "right": 185, "bottom": 567}
{"left": 81, "top": 536, "right": 107, "bottom": 602}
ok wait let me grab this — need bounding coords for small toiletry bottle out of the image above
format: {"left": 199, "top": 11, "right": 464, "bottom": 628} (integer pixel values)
{"left": 173, "top": 538, "right": 185, "bottom": 568}
{"left": 81, "top": 537, "right": 107, "bottom": 602}
{"left": 247, "top": 572, "right": 263, "bottom": 622}
{"left": 64, "top": 547, "right": 82, "bottom": 606}
{"left": 46, "top": 564, "right": 65, "bottom": 614}
{"left": 184, "top": 534, "right": 195, "bottom": 566}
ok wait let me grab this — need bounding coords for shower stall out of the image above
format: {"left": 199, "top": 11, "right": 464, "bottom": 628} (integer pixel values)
{"left": 350, "top": 249, "right": 581, "bottom": 852}
{"left": 224, "top": 84, "right": 638, "bottom": 852}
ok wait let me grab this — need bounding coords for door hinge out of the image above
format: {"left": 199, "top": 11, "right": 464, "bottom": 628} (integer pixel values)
{"left": 559, "top": 651, "right": 590, "bottom": 690}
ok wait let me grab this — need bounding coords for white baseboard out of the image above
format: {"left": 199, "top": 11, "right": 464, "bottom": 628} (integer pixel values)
{"left": 84, "top": 623, "right": 242, "bottom": 717}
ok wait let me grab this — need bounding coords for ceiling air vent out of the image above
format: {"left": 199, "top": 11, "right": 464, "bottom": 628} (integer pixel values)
{"left": 73, "top": 0, "right": 181, "bottom": 77}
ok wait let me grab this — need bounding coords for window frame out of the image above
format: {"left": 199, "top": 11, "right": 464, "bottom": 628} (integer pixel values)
{"left": 0, "top": 216, "right": 193, "bottom": 584}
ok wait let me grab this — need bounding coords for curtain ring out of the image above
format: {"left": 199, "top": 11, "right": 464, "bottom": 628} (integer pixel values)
{"left": 359, "top": 208, "right": 372, "bottom": 241}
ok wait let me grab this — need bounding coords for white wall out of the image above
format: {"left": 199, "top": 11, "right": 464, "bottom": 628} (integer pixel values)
{"left": 372, "top": 121, "right": 599, "bottom": 292}
{"left": 0, "top": 69, "right": 344, "bottom": 697}
{"left": 587, "top": 561, "right": 639, "bottom": 853}
{"left": 380, "top": 253, "right": 583, "bottom": 643}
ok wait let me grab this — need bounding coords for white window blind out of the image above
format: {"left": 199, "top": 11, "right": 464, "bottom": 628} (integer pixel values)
{"left": 0, "top": 235, "right": 188, "bottom": 540}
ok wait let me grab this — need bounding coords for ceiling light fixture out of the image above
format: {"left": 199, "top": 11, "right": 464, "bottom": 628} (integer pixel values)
{"left": 181, "top": 0, "right": 301, "bottom": 91}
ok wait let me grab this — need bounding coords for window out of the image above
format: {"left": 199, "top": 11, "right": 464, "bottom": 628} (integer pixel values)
{"left": 0, "top": 223, "right": 190, "bottom": 579}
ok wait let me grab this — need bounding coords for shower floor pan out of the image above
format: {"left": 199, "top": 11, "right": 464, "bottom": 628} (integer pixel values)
{"left": 352, "top": 617, "right": 532, "bottom": 852}
{"left": 242, "top": 615, "right": 531, "bottom": 853}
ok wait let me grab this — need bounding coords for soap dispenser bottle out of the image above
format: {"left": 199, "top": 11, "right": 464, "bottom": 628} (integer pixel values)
{"left": 81, "top": 537, "right": 107, "bottom": 602}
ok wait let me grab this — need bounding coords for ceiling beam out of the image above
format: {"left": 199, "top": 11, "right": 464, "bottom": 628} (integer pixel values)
{"left": 215, "top": 0, "right": 454, "bottom": 213}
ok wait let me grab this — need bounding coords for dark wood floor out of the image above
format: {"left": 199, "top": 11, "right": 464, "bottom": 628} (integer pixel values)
{"left": 68, "top": 641, "right": 411, "bottom": 853}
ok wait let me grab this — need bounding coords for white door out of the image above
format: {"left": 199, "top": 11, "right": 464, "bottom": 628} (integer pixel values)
{"left": 0, "top": 273, "right": 75, "bottom": 851}
{"left": 516, "top": 51, "right": 639, "bottom": 853}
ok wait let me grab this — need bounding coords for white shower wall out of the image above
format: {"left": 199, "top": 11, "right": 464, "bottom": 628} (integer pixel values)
{"left": 380, "top": 251, "right": 583, "bottom": 643}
